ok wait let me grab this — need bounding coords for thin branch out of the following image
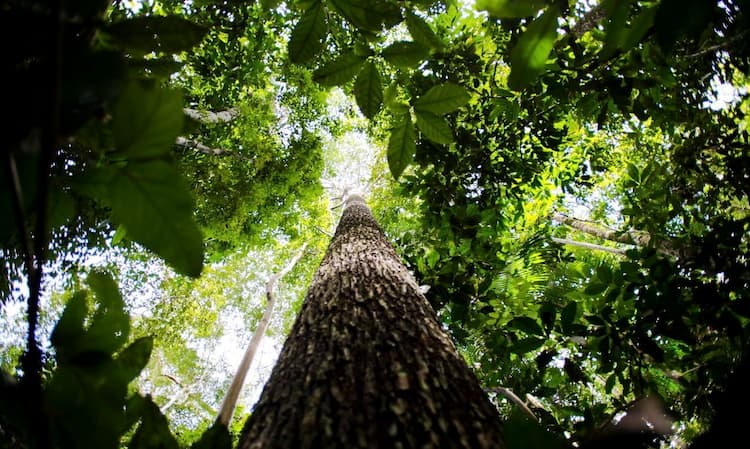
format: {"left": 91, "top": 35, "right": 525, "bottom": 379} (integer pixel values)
{"left": 215, "top": 242, "right": 310, "bottom": 426}
{"left": 552, "top": 237, "right": 628, "bottom": 256}
{"left": 183, "top": 107, "right": 240, "bottom": 124}
{"left": 175, "top": 136, "right": 231, "bottom": 156}
{"left": 685, "top": 30, "right": 748, "bottom": 59}
{"left": 487, "top": 387, "right": 538, "bottom": 422}
{"left": 314, "top": 225, "right": 333, "bottom": 238}
{"left": 4, "top": 153, "right": 35, "bottom": 284}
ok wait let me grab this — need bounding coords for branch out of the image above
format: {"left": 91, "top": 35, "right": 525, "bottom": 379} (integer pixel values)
{"left": 183, "top": 107, "right": 239, "bottom": 124}
{"left": 487, "top": 387, "right": 538, "bottom": 422}
{"left": 215, "top": 242, "right": 310, "bottom": 426}
{"left": 551, "top": 237, "right": 628, "bottom": 256}
{"left": 571, "top": 3, "right": 607, "bottom": 39}
{"left": 175, "top": 136, "right": 231, "bottom": 156}
{"left": 552, "top": 213, "right": 680, "bottom": 258}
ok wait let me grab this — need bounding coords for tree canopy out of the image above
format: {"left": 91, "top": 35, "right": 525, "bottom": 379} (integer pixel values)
{"left": 1, "top": 0, "right": 749, "bottom": 448}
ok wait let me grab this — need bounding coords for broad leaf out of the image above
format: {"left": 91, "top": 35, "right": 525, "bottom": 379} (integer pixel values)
{"left": 313, "top": 53, "right": 365, "bottom": 86}
{"left": 104, "top": 16, "right": 207, "bottom": 54}
{"left": 50, "top": 291, "right": 88, "bottom": 355}
{"left": 109, "top": 161, "right": 204, "bottom": 277}
{"left": 387, "top": 115, "right": 416, "bottom": 180}
{"left": 112, "top": 81, "right": 183, "bottom": 159}
{"left": 405, "top": 11, "right": 443, "bottom": 49}
{"left": 129, "top": 395, "right": 180, "bottom": 449}
{"left": 328, "top": 0, "right": 401, "bottom": 31}
{"left": 191, "top": 423, "right": 232, "bottom": 449}
{"left": 510, "top": 337, "right": 546, "bottom": 354}
{"left": 415, "top": 110, "right": 453, "bottom": 144}
{"left": 382, "top": 41, "right": 430, "bottom": 68}
{"left": 476, "top": 0, "right": 548, "bottom": 18}
{"left": 507, "top": 6, "right": 560, "bottom": 91}
{"left": 116, "top": 336, "right": 153, "bottom": 383}
{"left": 509, "top": 316, "right": 545, "bottom": 336}
{"left": 414, "top": 83, "right": 471, "bottom": 115}
{"left": 85, "top": 271, "right": 130, "bottom": 354}
{"left": 288, "top": 2, "right": 328, "bottom": 63}
{"left": 354, "top": 61, "right": 383, "bottom": 118}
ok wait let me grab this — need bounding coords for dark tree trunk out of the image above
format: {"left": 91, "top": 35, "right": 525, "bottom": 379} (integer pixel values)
{"left": 237, "top": 194, "right": 504, "bottom": 449}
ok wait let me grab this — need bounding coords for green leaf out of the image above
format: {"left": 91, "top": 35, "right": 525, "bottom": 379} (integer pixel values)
{"left": 414, "top": 83, "right": 471, "bottom": 115}
{"left": 415, "top": 110, "right": 454, "bottom": 144}
{"left": 507, "top": 6, "right": 560, "bottom": 91}
{"left": 313, "top": 53, "right": 365, "bottom": 86}
{"left": 117, "top": 336, "right": 153, "bottom": 383}
{"left": 476, "top": 0, "right": 548, "bottom": 18}
{"left": 85, "top": 270, "right": 130, "bottom": 354}
{"left": 510, "top": 337, "right": 545, "bottom": 354}
{"left": 623, "top": 6, "right": 657, "bottom": 51}
{"left": 288, "top": 2, "right": 328, "bottom": 63}
{"left": 584, "top": 279, "right": 608, "bottom": 296}
{"left": 381, "top": 41, "right": 430, "bottom": 68}
{"left": 387, "top": 114, "right": 416, "bottom": 180}
{"left": 130, "top": 58, "right": 184, "bottom": 78}
{"left": 104, "top": 16, "right": 207, "bottom": 54}
{"left": 112, "top": 81, "right": 183, "bottom": 159}
{"left": 596, "top": 264, "right": 613, "bottom": 284}
{"left": 509, "top": 316, "right": 545, "bottom": 336}
{"left": 560, "top": 301, "right": 577, "bottom": 331}
{"left": 191, "top": 423, "right": 232, "bottom": 449}
{"left": 405, "top": 11, "right": 444, "bottom": 49}
{"left": 328, "top": 0, "right": 401, "bottom": 31}
{"left": 354, "top": 61, "right": 383, "bottom": 119}
{"left": 129, "top": 395, "right": 179, "bottom": 449}
{"left": 504, "top": 409, "right": 567, "bottom": 449}
{"left": 51, "top": 291, "right": 89, "bottom": 354}
{"left": 109, "top": 161, "right": 204, "bottom": 277}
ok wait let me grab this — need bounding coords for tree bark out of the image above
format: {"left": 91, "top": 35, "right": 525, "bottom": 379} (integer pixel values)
{"left": 237, "top": 194, "right": 504, "bottom": 449}
{"left": 175, "top": 136, "right": 230, "bottom": 156}
{"left": 551, "top": 237, "right": 628, "bottom": 256}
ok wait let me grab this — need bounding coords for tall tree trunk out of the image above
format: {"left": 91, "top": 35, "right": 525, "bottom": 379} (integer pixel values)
{"left": 237, "top": 194, "right": 504, "bottom": 449}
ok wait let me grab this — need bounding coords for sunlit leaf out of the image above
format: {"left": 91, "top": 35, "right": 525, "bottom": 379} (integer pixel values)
{"left": 313, "top": 53, "right": 365, "bottom": 86}
{"left": 405, "top": 11, "right": 444, "bottom": 49}
{"left": 507, "top": 6, "right": 560, "bottom": 91}
{"left": 387, "top": 114, "right": 416, "bottom": 179}
{"left": 415, "top": 110, "right": 453, "bottom": 144}
{"left": 476, "top": 0, "right": 548, "bottom": 18}
{"left": 382, "top": 41, "right": 430, "bottom": 68}
{"left": 288, "top": 2, "right": 328, "bottom": 63}
{"left": 112, "top": 81, "right": 183, "bottom": 159}
{"left": 354, "top": 61, "right": 383, "bottom": 118}
{"left": 104, "top": 16, "right": 207, "bottom": 54}
{"left": 414, "top": 83, "right": 471, "bottom": 115}
{"left": 109, "top": 161, "right": 203, "bottom": 277}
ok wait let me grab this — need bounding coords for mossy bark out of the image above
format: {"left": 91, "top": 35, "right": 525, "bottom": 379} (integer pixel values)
{"left": 237, "top": 195, "right": 504, "bottom": 449}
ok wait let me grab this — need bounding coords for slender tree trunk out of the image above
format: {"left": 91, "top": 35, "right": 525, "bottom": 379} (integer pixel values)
{"left": 551, "top": 237, "right": 628, "bottom": 256}
{"left": 238, "top": 194, "right": 504, "bottom": 449}
{"left": 216, "top": 242, "right": 309, "bottom": 426}
{"left": 175, "top": 136, "right": 230, "bottom": 156}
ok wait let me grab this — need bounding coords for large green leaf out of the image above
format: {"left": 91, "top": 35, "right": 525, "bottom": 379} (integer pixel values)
{"left": 507, "top": 6, "right": 560, "bottom": 91}
{"left": 415, "top": 110, "right": 453, "bottom": 144}
{"left": 382, "top": 41, "right": 430, "bottom": 68}
{"left": 476, "top": 0, "right": 548, "bottom": 18}
{"left": 509, "top": 316, "right": 545, "bottom": 336}
{"left": 84, "top": 271, "right": 130, "bottom": 355}
{"left": 387, "top": 114, "right": 416, "bottom": 180}
{"left": 109, "top": 161, "right": 203, "bottom": 277}
{"left": 414, "top": 83, "right": 471, "bottom": 115}
{"left": 288, "top": 2, "right": 328, "bottom": 63}
{"left": 50, "top": 291, "right": 88, "bottom": 356}
{"left": 354, "top": 61, "right": 383, "bottom": 118}
{"left": 104, "top": 16, "right": 207, "bottom": 54}
{"left": 112, "top": 81, "right": 183, "bottom": 159}
{"left": 328, "top": 0, "right": 401, "bottom": 31}
{"left": 405, "top": 11, "right": 443, "bottom": 49}
{"left": 116, "top": 336, "right": 153, "bottom": 383}
{"left": 128, "top": 395, "right": 180, "bottom": 449}
{"left": 313, "top": 53, "right": 365, "bottom": 86}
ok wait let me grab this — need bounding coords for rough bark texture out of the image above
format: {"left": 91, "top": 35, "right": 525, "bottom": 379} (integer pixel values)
{"left": 238, "top": 195, "right": 504, "bottom": 449}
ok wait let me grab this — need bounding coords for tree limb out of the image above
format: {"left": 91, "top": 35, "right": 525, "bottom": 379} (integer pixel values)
{"left": 215, "top": 242, "right": 310, "bottom": 426}
{"left": 551, "top": 237, "right": 629, "bottom": 256}
{"left": 487, "top": 387, "right": 538, "bottom": 422}
{"left": 183, "top": 107, "right": 240, "bottom": 124}
{"left": 175, "top": 136, "right": 230, "bottom": 156}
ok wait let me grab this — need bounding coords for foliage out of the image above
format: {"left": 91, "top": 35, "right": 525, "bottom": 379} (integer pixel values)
{"left": 1, "top": 0, "right": 749, "bottom": 448}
